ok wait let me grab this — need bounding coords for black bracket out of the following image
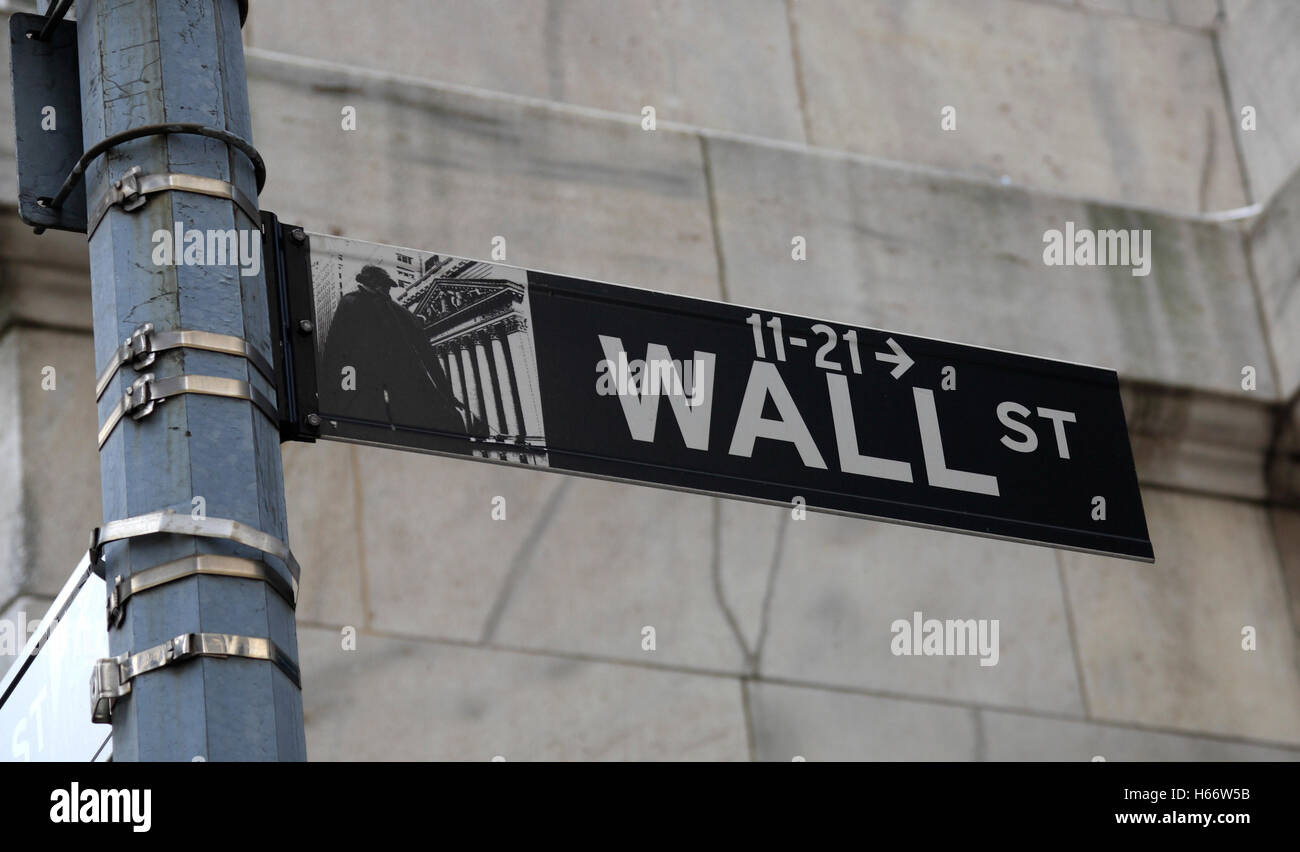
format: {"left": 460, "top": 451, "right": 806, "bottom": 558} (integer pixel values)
{"left": 10, "top": 8, "right": 261, "bottom": 235}
{"left": 9, "top": 12, "right": 85, "bottom": 233}
{"left": 261, "top": 212, "right": 321, "bottom": 443}
{"left": 31, "top": 0, "right": 74, "bottom": 43}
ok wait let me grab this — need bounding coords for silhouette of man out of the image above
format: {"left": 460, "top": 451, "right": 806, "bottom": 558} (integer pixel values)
{"left": 321, "top": 264, "right": 482, "bottom": 438}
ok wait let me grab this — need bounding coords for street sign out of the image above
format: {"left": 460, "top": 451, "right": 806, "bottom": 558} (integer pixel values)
{"left": 0, "top": 556, "right": 111, "bottom": 762}
{"left": 8, "top": 13, "right": 87, "bottom": 233}
{"left": 278, "top": 229, "right": 1152, "bottom": 561}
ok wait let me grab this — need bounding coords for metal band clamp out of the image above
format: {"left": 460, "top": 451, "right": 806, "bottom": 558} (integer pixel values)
{"left": 87, "top": 166, "right": 261, "bottom": 238}
{"left": 35, "top": 122, "right": 267, "bottom": 233}
{"left": 95, "top": 322, "right": 276, "bottom": 400}
{"left": 97, "top": 372, "right": 278, "bottom": 448}
{"left": 107, "top": 554, "right": 300, "bottom": 629}
{"left": 89, "top": 510, "right": 300, "bottom": 582}
{"left": 92, "top": 632, "right": 301, "bottom": 724}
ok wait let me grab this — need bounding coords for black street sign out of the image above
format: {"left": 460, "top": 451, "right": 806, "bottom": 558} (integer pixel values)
{"left": 272, "top": 226, "right": 1152, "bottom": 561}
{"left": 8, "top": 13, "right": 86, "bottom": 233}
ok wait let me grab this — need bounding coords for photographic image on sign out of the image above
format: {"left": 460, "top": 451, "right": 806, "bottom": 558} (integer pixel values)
{"left": 300, "top": 232, "right": 1152, "bottom": 561}
{"left": 309, "top": 234, "right": 548, "bottom": 466}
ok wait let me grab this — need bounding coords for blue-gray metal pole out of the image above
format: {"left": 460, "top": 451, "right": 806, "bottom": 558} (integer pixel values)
{"left": 76, "top": 0, "right": 305, "bottom": 760}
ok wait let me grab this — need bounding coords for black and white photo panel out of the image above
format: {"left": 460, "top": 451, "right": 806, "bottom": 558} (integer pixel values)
{"left": 308, "top": 233, "right": 549, "bottom": 466}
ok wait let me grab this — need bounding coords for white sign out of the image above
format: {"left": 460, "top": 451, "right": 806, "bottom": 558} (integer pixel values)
{"left": 0, "top": 556, "right": 111, "bottom": 762}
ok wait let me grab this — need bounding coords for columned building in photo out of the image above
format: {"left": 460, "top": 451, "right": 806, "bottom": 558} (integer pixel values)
{"left": 401, "top": 273, "right": 546, "bottom": 464}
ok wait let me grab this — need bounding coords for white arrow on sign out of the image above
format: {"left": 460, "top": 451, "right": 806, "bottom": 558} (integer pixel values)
{"left": 875, "top": 337, "right": 914, "bottom": 379}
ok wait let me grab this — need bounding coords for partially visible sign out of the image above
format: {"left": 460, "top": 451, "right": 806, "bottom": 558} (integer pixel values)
{"left": 8, "top": 13, "right": 86, "bottom": 233}
{"left": 291, "top": 232, "right": 1152, "bottom": 561}
{"left": 0, "top": 556, "right": 110, "bottom": 762}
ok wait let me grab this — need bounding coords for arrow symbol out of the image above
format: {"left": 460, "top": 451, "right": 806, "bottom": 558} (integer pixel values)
{"left": 875, "top": 337, "right": 913, "bottom": 379}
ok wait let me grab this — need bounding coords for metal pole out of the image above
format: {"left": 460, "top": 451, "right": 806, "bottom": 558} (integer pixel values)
{"left": 76, "top": 0, "right": 305, "bottom": 760}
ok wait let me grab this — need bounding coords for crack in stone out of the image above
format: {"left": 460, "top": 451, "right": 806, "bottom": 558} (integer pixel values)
{"left": 711, "top": 499, "right": 789, "bottom": 676}
{"left": 753, "top": 511, "right": 789, "bottom": 671}
{"left": 478, "top": 477, "right": 573, "bottom": 644}
{"left": 1198, "top": 106, "right": 1217, "bottom": 213}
